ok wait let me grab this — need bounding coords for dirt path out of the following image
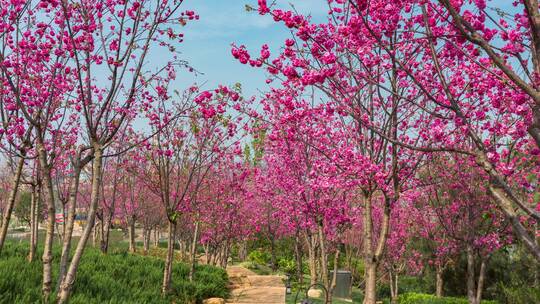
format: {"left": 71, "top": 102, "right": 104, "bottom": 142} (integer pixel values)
{"left": 226, "top": 266, "right": 286, "bottom": 304}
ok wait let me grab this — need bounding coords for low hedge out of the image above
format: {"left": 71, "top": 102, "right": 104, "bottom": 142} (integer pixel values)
{"left": 0, "top": 241, "right": 228, "bottom": 304}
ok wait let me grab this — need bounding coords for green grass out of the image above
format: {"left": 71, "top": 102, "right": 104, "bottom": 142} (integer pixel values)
{"left": 286, "top": 290, "right": 500, "bottom": 304}
{"left": 398, "top": 293, "right": 498, "bottom": 304}
{"left": 0, "top": 240, "right": 228, "bottom": 304}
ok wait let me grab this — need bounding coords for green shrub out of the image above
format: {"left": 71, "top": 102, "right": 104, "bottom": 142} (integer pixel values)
{"left": 492, "top": 283, "right": 540, "bottom": 304}
{"left": 247, "top": 249, "right": 271, "bottom": 265}
{"left": 278, "top": 256, "right": 296, "bottom": 274}
{"left": 398, "top": 293, "right": 497, "bottom": 304}
{"left": 377, "top": 276, "right": 434, "bottom": 299}
{"left": 0, "top": 241, "right": 228, "bottom": 304}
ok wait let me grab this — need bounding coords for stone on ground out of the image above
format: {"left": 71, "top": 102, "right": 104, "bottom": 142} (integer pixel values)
{"left": 203, "top": 298, "right": 226, "bottom": 304}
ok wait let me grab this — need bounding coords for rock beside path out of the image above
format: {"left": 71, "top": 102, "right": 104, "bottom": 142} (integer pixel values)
{"left": 203, "top": 298, "right": 226, "bottom": 304}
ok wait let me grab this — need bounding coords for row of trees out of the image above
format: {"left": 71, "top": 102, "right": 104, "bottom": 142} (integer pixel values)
{"left": 0, "top": 0, "right": 247, "bottom": 302}
{"left": 229, "top": 0, "right": 540, "bottom": 303}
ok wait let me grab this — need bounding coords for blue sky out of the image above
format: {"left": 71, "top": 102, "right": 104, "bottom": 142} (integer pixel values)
{"left": 173, "top": 0, "right": 328, "bottom": 98}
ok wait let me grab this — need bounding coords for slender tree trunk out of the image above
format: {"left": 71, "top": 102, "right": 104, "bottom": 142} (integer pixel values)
{"left": 270, "top": 233, "right": 277, "bottom": 272}
{"left": 436, "top": 265, "right": 444, "bottom": 297}
{"left": 329, "top": 247, "right": 341, "bottom": 302}
{"left": 0, "top": 157, "right": 25, "bottom": 254}
{"left": 239, "top": 240, "right": 247, "bottom": 262}
{"left": 57, "top": 147, "right": 103, "bottom": 304}
{"left": 162, "top": 220, "right": 176, "bottom": 294}
{"left": 189, "top": 220, "right": 199, "bottom": 281}
{"left": 154, "top": 228, "right": 160, "bottom": 247}
{"left": 475, "top": 258, "right": 487, "bottom": 304}
{"left": 100, "top": 215, "right": 112, "bottom": 253}
{"left": 92, "top": 221, "right": 100, "bottom": 247}
{"left": 208, "top": 247, "right": 214, "bottom": 266}
{"left": 389, "top": 268, "right": 396, "bottom": 303}
{"left": 466, "top": 244, "right": 477, "bottom": 304}
{"left": 389, "top": 268, "right": 399, "bottom": 304}
{"left": 178, "top": 237, "right": 185, "bottom": 260}
{"left": 363, "top": 194, "right": 392, "bottom": 304}
{"left": 295, "top": 233, "right": 304, "bottom": 286}
{"left": 143, "top": 227, "right": 151, "bottom": 254}
{"left": 214, "top": 245, "right": 221, "bottom": 266}
{"left": 222, "top": 245, "right": 227, "bottom": 267}
{"left": 211, "top": 246, "right": 218, "bottom": 266}
{"left": 222, "top": 240, "right": 230, "bottom": 268}
{"left": 345, "top": 244, "right": 352, "bottom": 270}
{"left": 395, "top": 272, "right": 399, "bottom": 301}
{"left": 203, "top": 243, "right": 210, "bottom": 264}
{"left": 57, "top": 166, "right": 82, "bottom": 290}
{"left": 28, "top": 183, "right": 39, "bottom": 262}
{"left": 363, "top": 194, "right": 376, "bottom": 304}
{"left": 128, "top": 217, "right": 136, "bottom": 253}
{"left": 318, "top": 224, "right": 329, "bottom": 293}
{"left": 37, "top": 142, "right": 57, "bottom": 301}
{"left": 306, "top": 233, "right": 318, "bottom": 286}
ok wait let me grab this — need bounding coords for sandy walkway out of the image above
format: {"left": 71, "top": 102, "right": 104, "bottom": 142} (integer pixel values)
{"left": 226, "top": 266, "right": 286, "bottom": 304}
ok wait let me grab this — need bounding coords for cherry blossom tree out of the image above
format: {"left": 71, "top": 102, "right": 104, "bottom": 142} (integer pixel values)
{"left": 143, "top": 86, "right": 241, "bottom": 293}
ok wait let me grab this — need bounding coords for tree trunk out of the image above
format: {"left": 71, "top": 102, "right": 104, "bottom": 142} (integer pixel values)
{"left": 306, "top": 233, "right": 318, "bottom": 286}
{"left": 143, "top": 227, "right": 151, "bottom": 254}
{"left": 38, "top": 143, "right": 57, "bottom": 301}
{"left": 178, "top": 237, "right": 185, "bottom": 260}
{"left": 362, "top": 194, "right": 392, "bottom": 304}
{"left": 100, "top": 214, "right": 112, "bottom": 254}
{"left": 128, "top": 217, "right": 136, "bottom": 253}
{"left": 395, "top": 272, "right": 399, "bottom": 302}
{"left": 466, "top": 244, "right": 477, "bottom": 304}
{"left": 162, "top": 220, "right": 176, "bottom": 294}
{"left": 57, "top": 147, "right": 103, "bottom": 304}
{"left": 436, "top": 265, "right": 444, "bottom": 297}
{"left": 222, "top": 241, "right": 230, "bottom": 268}
{"left": 295, "top": 233, "right": 304, "bottom": 286}
{"left": 189, "top": 220, "right": 199, "bottom": 281}
{"left": 209, "top": 246, "right": 216, "bottom": 265}
{"left": 329, "top": 247, "right": 341, "bottom": 302}
{"left": 0, "top": 157, "right": 25, "bottom": 254}
{"left": 92, "top": 221, "right": 100, "bottom": 248}
{"left": 28, "top": 183, "right": 39, "bottom": 262}
{"left": 475, "top": 259, "right": 487, "bottom": 304}
{"left": 389, "top": 268, "right": 399, "bottom": 304}
{"left": 362, "top": 193, "right": 376, "bottom": 304}
{"left": 270, "top": 233, "right": 277, "bottom": 272}
{"left": 318, "top": 224, "right": 329, "bottom": 293}
{"left": 363, "top": 263, "right": 377, "bottom": 304}
{"left": 57, "top": 166, "right": 82, "bottom": 289}
{"left": 239, "top": 240, "right": 247, "bottom": 262}
{"left": 154, "top": 228, "right": 160, "bottom": 247}
{"left": 389, "top": 268, "right": 395, "bottom": 302}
